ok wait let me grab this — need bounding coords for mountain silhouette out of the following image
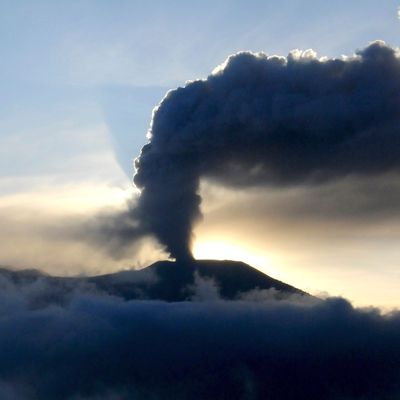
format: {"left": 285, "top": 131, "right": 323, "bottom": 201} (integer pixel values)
{"left": 0, "top": 259, "right": 308, "bottom": 304}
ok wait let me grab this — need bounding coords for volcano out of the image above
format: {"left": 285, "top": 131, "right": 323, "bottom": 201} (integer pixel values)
{"left": 0, "top": 259, "right": 308, "bottom": 305}
{"left": 92, "top": 259, "right": 308, "bottom": 301}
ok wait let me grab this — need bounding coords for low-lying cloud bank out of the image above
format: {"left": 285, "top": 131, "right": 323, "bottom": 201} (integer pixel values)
{"left": 0, "top": 275, "right": 400, "bottom": 400}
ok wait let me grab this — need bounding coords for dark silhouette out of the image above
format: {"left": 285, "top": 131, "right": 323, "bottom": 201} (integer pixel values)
{"left": 0, "top": 263, "right": 399, "bottom": 399}
{"left": 0, "top": 259, "right": 307, "bottom": 304}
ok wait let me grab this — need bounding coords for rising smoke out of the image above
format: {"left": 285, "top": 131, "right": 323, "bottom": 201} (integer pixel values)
{"left": 133, "top": 41, "right": 400, "bottom": 259}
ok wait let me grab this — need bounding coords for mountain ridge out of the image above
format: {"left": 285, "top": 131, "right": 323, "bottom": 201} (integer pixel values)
{"left": 0, "top": 259, "right": 309, "bottom": 304}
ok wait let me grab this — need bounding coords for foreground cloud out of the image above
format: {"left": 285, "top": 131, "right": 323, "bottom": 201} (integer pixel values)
{"left": 133, "top": 41, "right": 400, "bottom": 259}
{"left": 0, "top": 274, "right": 400, "bottom": 400}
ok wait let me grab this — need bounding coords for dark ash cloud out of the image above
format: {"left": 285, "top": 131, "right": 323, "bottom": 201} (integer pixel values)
{"left": 133, "top": 41, "right": 400, "bottom": 259}
{"left": 0, "top": 277, "right": 400, "bottom": 399}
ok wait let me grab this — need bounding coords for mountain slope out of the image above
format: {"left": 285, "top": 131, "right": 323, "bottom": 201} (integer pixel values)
{"left": 0, "top": 260, "right": 308, "bottom": 304}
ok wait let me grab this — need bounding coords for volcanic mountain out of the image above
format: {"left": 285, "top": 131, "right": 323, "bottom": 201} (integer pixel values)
{"left": 0, "top": 259, "right": 308, "bottom": 306}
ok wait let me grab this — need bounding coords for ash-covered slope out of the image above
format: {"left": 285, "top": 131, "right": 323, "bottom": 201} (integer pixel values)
{"left": 0, "top": 260, "right": 307, "bottom": 305}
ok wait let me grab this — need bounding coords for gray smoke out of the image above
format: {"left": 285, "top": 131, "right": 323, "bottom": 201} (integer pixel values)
{"left": 134, "top": 41, "right": 400, "bottom": 259}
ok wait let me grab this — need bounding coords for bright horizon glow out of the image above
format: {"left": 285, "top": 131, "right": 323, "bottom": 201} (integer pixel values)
{"left": 193, "top": 238, "right": 274, "bottom": 272}
{"left": 192, "top": 216, "right": 400, "bottom": 309}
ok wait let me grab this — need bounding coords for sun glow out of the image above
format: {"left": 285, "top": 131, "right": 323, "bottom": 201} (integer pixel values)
{"left": 193, "top": 238, "right": 273, "bottom": 272}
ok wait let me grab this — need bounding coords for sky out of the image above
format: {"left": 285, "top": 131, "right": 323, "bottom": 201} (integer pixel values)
{"left": 2, "top": 0, "right": 400, "bottom": 308}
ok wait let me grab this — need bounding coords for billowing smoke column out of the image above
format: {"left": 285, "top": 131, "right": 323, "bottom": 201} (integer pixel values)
{"left": 134, "top": 41, "right": 400, "bottom": 260}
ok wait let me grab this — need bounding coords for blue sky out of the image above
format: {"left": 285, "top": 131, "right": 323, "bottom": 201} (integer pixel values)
{"left": 2, "top": 0, "right": 400, "bottom": 180}
{"left": 1, "top": 1, "right": 400, "bottom": 307}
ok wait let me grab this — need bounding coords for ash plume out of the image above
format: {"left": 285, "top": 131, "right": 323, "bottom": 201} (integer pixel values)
{"left": 134, "top": 41, "right": 400, "bottom": 259}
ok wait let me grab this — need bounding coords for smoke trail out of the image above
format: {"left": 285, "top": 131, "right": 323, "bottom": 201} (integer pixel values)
{"left": 134, "top": 41, "right": 400, "bottom": 259}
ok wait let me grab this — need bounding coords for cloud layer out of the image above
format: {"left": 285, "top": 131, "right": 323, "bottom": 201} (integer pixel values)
{"left": 0, "top": 274, "right": 400, "bottom": 400}
{"left": 134, "top": 41, "right": 400, "bottom": 259}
